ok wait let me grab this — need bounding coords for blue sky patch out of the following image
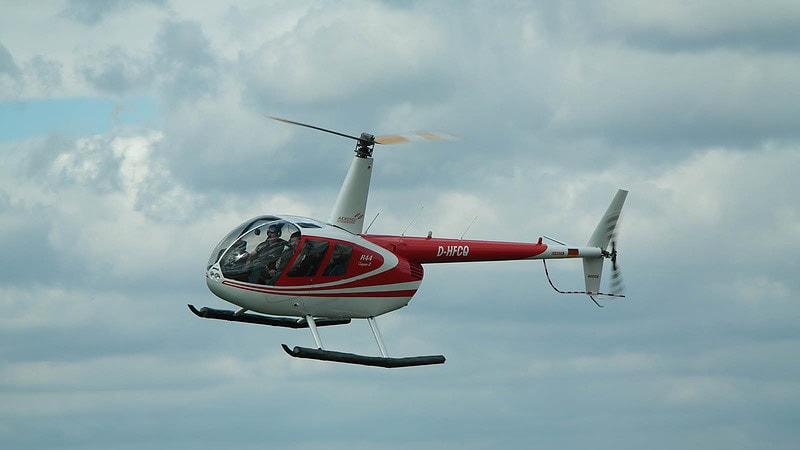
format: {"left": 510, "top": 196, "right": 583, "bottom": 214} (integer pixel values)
{"left": 0, "top": 96, "right": 158, "bottom": 141}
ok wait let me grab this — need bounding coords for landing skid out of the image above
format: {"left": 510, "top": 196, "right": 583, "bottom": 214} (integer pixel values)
{"left": 284, "top": 315, "right": 445, "bottom": 368}
{"left": 187, "top": 304, "right": 350, "bottom": 328}
{"left": 282, "top": 345, "right": 445, "bottom": 368}
{"left": 188, "top": 305, "right": 445, "bottom": 368}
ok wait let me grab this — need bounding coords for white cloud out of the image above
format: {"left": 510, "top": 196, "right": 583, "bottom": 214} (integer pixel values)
{"left": 2, "top": 2, "right": 800, "bottom": 450}
{"left": 240, "top": 3, "right": 448, "bottom": 104}
{"left": 627, "top": 144, "right": 800, "bottom": 258}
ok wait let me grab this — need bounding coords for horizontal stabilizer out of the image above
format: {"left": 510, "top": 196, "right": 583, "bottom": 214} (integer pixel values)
{"left": 282, "top": 345, "right": 446, "bottom": 368}
{"left": 188, "top": 305, "right": 350, "bottom": 328}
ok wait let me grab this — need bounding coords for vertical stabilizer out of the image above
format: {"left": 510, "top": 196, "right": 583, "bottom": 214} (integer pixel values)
{"left": 329, "top": 155, "right": 373, "bottom": 234}
{"left": 587, "top": 189, "right": 628, "bottom": 249}
{"left": 584, "top": 189, "right": 628, "bottom": 296}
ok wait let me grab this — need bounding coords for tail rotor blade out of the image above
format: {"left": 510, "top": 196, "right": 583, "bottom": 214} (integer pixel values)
{"left": 610, "top": 267, "right": 625, "bottom": 295}
{"left": 608, "top": 234, "right": 625, "bottom": 296}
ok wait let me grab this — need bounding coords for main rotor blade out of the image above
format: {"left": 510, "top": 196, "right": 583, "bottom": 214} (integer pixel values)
{"left": 266, "top": 115, "right": 366, "bottom": 143}
{"left": 375, "top": 131, "right": 461, "bottom": 145}
{"left": 267, "top": 115, "right": 460, "bottom": 146}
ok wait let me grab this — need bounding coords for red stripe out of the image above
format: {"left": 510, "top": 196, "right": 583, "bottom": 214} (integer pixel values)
{"left": 220, "top": 280, "right": 416, "bottom": 298}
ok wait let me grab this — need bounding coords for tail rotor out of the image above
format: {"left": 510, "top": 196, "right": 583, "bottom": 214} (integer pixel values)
{"left": 583, "top": 189, "right": 628, "bottom": 305}
{"left": 605, "top": 233, "right": 625, "bottom": 297}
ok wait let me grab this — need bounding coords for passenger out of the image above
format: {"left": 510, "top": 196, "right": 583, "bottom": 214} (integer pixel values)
{"left": 247, "top": 223, "right": 287, "bottom": 284}
{"left": 266, "top": 231, "right": 301, "bottom": 285}
{"left": 323, "top": 244, "right": 350, "bottom": 276}
{"left": 288, "top": 240, "right": 329, "bottom": 277}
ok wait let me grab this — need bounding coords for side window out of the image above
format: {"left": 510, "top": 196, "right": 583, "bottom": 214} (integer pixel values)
{"left": 287, "top": 240, "right": 330, "bottom": 277}
{"left": 322, "top": 243, "right": 353, "bottom": 276}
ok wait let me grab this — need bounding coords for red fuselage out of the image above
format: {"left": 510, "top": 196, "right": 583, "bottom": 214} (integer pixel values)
{"left": 205, "top": 215, "right": 593, "bottom": 319}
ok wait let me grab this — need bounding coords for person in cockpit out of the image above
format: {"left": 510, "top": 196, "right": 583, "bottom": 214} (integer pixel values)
{"left": 247, "top": 223, "right": 287, "bottom": 284}
{"left": 322, "top": 244, "right": 351, "bottom": 276}
{"left": 266, "top": 231, "right": 301, "bottom": 285}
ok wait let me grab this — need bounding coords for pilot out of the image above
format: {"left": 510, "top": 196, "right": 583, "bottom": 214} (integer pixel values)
{"left": 246, "top": 223, "right": 287, "bottom": 284}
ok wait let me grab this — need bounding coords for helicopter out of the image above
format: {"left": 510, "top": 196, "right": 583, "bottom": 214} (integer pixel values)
{"left": 189, "top": 116, "right": 628, "bottom": 368}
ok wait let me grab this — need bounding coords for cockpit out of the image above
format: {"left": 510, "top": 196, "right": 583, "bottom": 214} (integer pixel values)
{"left": 207, "top": 215, "right": 357, "bottom": 286}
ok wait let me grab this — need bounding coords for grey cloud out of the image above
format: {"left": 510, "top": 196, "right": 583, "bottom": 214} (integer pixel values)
{"left": 81, "top": 46, "right": 154, "bottom": 95}
{"left": 1, "top": 46, "right": 62, "bottom": 98}
{"left": 564, "top": 0, "right": 800, "bottom": 53}
{"left": 78, "top": 19, "right": 221, "bottom": 101}
{"left": 27, "top": 56, "right": 63, "bottom": 93}
{"left": 60, "top": 0, "right": 167, "bottom": 26}
{"left": 0, "top": 215, "right": 60, "bottom": 287}
{"left": 621, "top": 27, "right": 800, "bottom": 53}
{"left": 154, "top": 20, "right": 220, "bottom": 106}
{"left": 0, "top": 42, "right": 21, "bottom": 78}
{"left": 0, "top": 42, "right": 22, "bottom": 97}
{"left": 155, "top": 20, "right": 217, "bottom": 69}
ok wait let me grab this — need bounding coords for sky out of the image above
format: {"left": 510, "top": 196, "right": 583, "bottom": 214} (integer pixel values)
{"left": 1, "top": 1, "right": 799, "bottom": 449}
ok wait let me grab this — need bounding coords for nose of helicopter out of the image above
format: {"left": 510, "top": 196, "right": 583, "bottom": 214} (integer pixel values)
{"left": 206, "top": 265, "right": 222, "bottom": 283}
{"left": 205, "top": 265, "right": 228, "bottom": 301}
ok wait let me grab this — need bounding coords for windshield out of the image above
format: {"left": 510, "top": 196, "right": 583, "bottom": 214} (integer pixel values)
{"left": 207, "top": 216, "right": 280, "bottom": 268}
{"left": 218, "top": 221, "right": 301, "bottom": 285}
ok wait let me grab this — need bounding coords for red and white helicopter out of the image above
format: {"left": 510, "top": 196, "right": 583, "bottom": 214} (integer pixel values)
{"left": 190, "top": 116, "right": 628, "bottom": 368}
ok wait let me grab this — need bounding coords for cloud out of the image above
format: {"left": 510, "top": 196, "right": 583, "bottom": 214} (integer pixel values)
{"left": 239, "top": 3, "right": 450, "bottom": 105}
{"left": 595, "top": 0, "right": 800, "bottom": 52}
{"left": 2, "top": 2, "right": 800, "bottom": 450}
{"left": 0, "top": 42, "right": 23, "bottom": 98}
{"left": 60, "top": 0, "right": 167, "bottom": 26}
{"left": 545, "top": 46, "right": 800, "bottom": 148}
{"left": 0, "top": 42, "right": 21, "bottom": 79}
{"left": 80, "top": 46, "right": 154, "bottom": 95}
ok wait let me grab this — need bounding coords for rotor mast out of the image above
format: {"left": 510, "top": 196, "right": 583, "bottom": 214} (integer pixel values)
{"left": 328, "top": 133, "right": 376, "bottom": 233}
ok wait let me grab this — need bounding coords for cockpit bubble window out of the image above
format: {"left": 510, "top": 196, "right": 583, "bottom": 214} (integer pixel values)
{"left": 207, "top": 216, "right": 280, "bottom": 268}
{"left": 218, "top": 220, "right": 300, "bottom": 285}
{"left": 287, "top": 240, "right": 330, "bottom": 277}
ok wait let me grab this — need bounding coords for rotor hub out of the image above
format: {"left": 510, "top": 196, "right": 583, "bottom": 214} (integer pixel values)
{"left": 355, "top": 132, "right": 376, "bottom": 158}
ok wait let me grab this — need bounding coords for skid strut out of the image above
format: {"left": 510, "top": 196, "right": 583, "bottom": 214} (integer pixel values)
{"left": 283, "top": 316, "right": 445, "bottom": 368}
{"left": 368, "top": 317, "right": 388, "bottom": 357}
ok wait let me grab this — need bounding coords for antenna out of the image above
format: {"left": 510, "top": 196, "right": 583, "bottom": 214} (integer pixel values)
{"left": 541, "top": 235, "right": 566, "bottom": 245}
{"left": 401, "top": 206, "right": 424, "bottom": 237}
{"left": 459, "top": 216, "right": 478, "bottom": 240}
{"left": 364, "top": 212, "right": 380, "bottom": 234}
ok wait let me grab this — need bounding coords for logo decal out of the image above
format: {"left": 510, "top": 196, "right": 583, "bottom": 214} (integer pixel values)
{"left": 337, "top": 212, "right": 365, "bottom": 225}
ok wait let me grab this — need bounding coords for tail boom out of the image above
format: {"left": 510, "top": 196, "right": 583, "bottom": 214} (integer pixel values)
{"left": 362, "top": 236, "right": 602, "bottom": 264}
